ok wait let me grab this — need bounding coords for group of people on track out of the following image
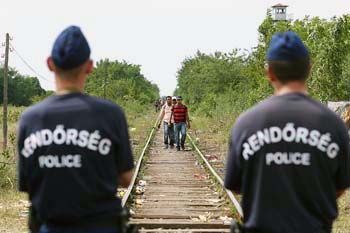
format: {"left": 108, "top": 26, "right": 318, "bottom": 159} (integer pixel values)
{"left": 157, "top": 95, "right": 190, "bottom": 151}
{"left": 16, "top": 25, "right": 350, "bottom": 233}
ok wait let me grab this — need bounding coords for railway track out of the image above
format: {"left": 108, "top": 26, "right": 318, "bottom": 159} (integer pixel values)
{"left": 122, "top": 120, "right": 242, "bottom": 233}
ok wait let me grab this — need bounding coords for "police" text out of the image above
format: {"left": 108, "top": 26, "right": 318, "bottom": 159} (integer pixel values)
{"left": 38, "top": 154, "right": 82, "bottom": 168}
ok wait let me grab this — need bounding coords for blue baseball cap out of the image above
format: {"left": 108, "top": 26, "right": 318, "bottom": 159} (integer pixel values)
{"left": 51, "top": 26, "right": 91, "bottom": 70}
{"left": 267, "top": 31, "right": 309, "bottom": 61}
{"left": 176, "top": 96, "right": 182, "bottom": 100}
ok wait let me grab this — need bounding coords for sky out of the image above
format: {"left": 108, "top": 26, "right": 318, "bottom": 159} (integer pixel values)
{"left": 0, "top": 0, "right": 349, "bottom": 96}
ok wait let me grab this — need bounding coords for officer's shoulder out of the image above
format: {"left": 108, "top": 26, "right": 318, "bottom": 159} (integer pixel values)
{"left": 20, "top": 96, "right": 55, "bottom": 122}
{"left": 234, "top": 97, "right": 272, "bottom": 127}
{"left": 303, "top": 96, "right": 345, "bottom": 123}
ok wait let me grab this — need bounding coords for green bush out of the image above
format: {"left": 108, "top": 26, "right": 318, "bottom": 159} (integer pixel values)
{"left": 177, "top": 14, "right": 350, "bottom": 119}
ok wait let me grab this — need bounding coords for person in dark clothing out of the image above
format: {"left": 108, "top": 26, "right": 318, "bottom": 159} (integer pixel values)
{"left": 17, "top": 26, "right": 134, "bottom": 233}
{"left": 154, "top": 100, "right": 160, "bottom": 112}
{"left": 224, "top": 31, "right": 350, "bottom": 233}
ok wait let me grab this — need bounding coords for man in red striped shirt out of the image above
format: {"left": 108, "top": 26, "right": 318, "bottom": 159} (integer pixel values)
{"left": 169, "top": 96, "right": 191, "bottom": 151}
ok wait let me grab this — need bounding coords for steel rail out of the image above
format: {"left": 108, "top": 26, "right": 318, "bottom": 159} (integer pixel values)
{"left": 121, "top": 114, "right": 243, "bottom": 218}
{"left": 121, "top": 116, "right": 160, "bottom": 207}
{"left": 187, "top": 133, "right": 243, "bottom": 217}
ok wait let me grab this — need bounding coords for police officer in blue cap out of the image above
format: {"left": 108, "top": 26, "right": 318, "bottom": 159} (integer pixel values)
{"left": 225, "top": 31, "right": 350, "bottom": 233}
{"left": 17, "top": 26, "right": 134, "bottom": 233}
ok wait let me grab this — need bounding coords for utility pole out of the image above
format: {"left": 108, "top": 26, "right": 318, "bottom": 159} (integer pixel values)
{"left": 2, "top": 33, "right": 9, "bottom": 150}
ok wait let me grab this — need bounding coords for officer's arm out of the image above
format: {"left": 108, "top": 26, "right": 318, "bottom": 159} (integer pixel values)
{"left": 224, "top": 114, "right": 248, "bottom": 194}
{"left": 336, "top": 190, "right": 346, "bottom": 199}
{"left": 335, "top": 122, "right": 350, "bottom": 199}
{"left": 224, "top": 126, "right": 243, "bottom": 194}
{"left": 17, "top": 118, "right": 28, "bottom": 192}
{"left": 115, "top": 110, "right": 135, "bottom": 187}
{"left": 118, "top": 170, "right": 133, "bottom": 188}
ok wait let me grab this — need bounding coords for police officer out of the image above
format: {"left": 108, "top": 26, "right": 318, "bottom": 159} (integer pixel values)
{"left": 224, "top": 31, "right": 350, "bottom": 233}
{"left": 17, "top": 26, "right": 134, "bottom": 233}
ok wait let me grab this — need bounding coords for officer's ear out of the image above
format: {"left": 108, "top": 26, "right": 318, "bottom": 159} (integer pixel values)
{"left": 85, "top": 59, "right": 93, "bottom": 74}
{"left": 266, "top": 65, "right": 277, "bottom": 82}
{"left": 47, "top": 57, "right": 55, "bottom": 72}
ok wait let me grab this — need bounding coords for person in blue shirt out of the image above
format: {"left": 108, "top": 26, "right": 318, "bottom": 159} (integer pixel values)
{"left": 224, "top": 31, "right": 350, "bottom": 233}
{"left": 17, "top": 26, "right": 134, "bottom": 233}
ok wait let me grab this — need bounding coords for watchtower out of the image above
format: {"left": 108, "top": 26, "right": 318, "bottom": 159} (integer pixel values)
{"left": 271, "top": 3, "right": 288, "bottom": 21}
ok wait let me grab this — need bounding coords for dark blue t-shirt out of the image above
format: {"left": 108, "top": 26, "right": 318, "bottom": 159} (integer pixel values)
{"left": 17, "top": 93, "right": 134, "bottom": 225}
{"left": 224, "top": 93, "right": 350, "bottom": 233}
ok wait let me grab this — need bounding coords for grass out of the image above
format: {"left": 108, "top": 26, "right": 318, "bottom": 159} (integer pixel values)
{"left": 0, "top": 190, "right": 28, "bottom": 233}
{"left": 127, "top": 110, "right": 158, "bottom": 160}
{"left": 0, "top": 107, "right": 23, "bottom": 190}
{"left": 334, "top": 191, "right": 350, "bottom": 232}
{"left": 0, "top": 105, "right": 158, "bottom": 232}
{"left": 189, "top": 113, "right": 236, "bottom": 178}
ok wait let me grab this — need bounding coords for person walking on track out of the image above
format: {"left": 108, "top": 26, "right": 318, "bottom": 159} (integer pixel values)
{"left": 172, "top": 96, "right": 177, "bottom": 106}
{"left": 224, "top": 31, "right": 350, "bottom": 233}
{"left": 17, "top": 26, "right": 134, "bottom": 233}
{"left": 171, "top": 96, "right": 177, "bottom": 145}
{"left": 170, "top": 96, "right": 190, "bottom": 151}
{"left": 158, "top": 96, "right": 175, "bottom": 149}
{"left": 154, "top": 99, "right": 160, "bottom": 112}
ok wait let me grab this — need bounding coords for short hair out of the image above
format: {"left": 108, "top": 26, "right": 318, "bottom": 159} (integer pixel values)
{"left": 55, "top": 63, "right": 85, "bottom": 79}
{"left": 166, "top": 96, "right": 172, "bottom": 100}
{"left": 268, "top": 58, "right": 310, "bottom": 84}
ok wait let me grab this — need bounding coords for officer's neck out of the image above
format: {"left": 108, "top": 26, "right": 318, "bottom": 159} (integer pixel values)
{"left": 274, "top": 81, "right": 307, "bottom": 96}
{"left": 55, "top": 76, "right": 85, "bottom": 94}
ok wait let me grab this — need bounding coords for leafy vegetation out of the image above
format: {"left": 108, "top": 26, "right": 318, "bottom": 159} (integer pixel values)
{"left": 177, "top": 13, "right": 350, "bottom": 117}
{"left": 0, "top": 68, "right": 47, "bottom": 106}
{"left": 85, "top": 59, "right": 159, "bottom": 112}
{"left": 0, "top": 58, "right": 160, "bottom": 109}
